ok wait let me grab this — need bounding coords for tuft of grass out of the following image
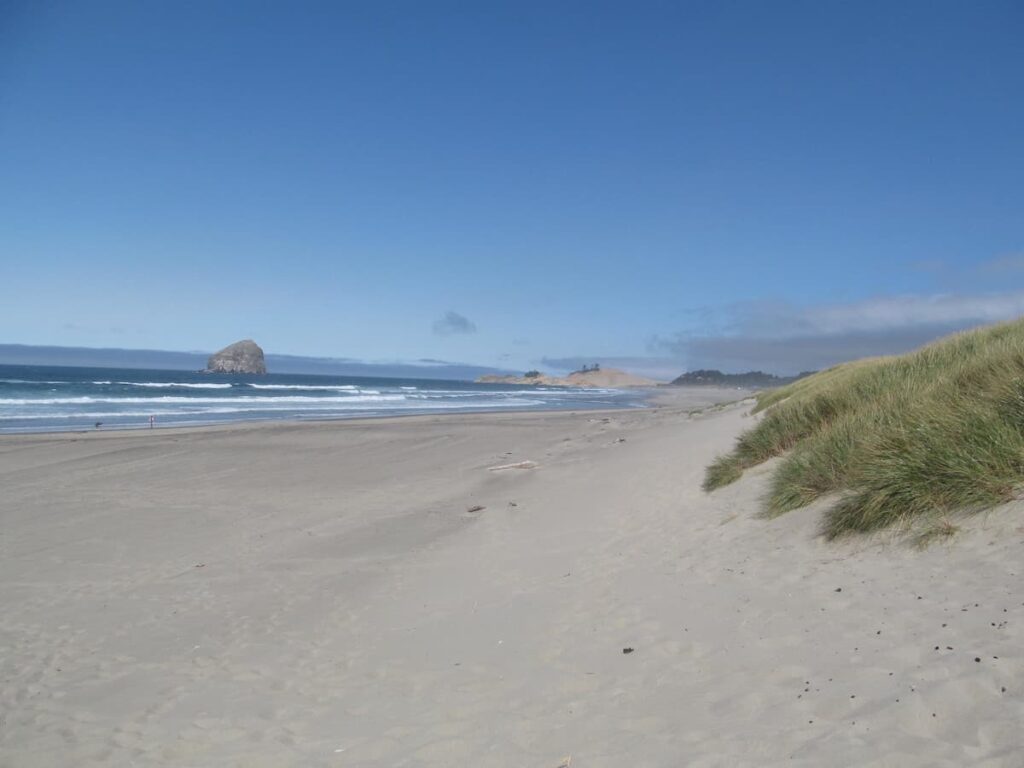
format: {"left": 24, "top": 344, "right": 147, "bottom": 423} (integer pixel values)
{"left": 912, "top": 518, "right": 961, "bottom": 549}
{"left": 703, "top": 317, "right": 1024, "bottom": 537}
{"left": 703, "top": 454, "right": 743, "bottom": 491}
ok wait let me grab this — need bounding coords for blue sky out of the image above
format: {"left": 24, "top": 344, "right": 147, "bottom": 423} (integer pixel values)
{"left": 2, "top": 1, "right": 1022, "bottom": 376}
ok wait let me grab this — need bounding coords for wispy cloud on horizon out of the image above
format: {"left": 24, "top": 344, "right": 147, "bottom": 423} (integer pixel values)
{"left": 651, "top": 290, "right": 1024, "bottom": 374}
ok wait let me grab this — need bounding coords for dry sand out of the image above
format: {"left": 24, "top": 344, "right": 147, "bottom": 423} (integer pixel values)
{"left": 1, "top": 390, "right": 1022, "bottom": 767}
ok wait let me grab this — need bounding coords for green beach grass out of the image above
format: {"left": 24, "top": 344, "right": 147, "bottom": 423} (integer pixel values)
{"left": 703, "top": 318, "right": 1024, "bottom": 538}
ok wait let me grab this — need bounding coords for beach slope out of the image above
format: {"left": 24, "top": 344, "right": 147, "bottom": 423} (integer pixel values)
{"left": 1, "top": 390, "right": 1021, "bottom": 766}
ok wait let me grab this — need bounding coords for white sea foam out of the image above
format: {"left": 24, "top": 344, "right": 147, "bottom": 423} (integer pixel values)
{"left": 117, "top": 382, "right": 234, "bottom": 389}
{"left": 0, "top": 394, "right": 409, "bottom": 405}
{"left": 405, "top": 389, "right": 609, "bottom": 399}
{"left": 246, "top": 384, "right": 360, "bottom": 391}
{"left": 5, "top": 398, "right": 547, "bottom": 420}
{"left": 0, "top": 370, "right": 638, "bottom": 433}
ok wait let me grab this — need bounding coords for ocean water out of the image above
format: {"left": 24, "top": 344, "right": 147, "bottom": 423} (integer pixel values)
{"left": 0, "top": 365, "right": 648, "bottom": 433}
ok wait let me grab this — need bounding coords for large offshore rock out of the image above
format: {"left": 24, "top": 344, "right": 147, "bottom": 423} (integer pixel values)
{"left": 206, "top": 339, "right": 267, "bottom": 374}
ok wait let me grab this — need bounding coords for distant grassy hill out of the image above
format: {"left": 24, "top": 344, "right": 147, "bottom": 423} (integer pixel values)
{"left": 704, "top": 318, "right": 1024, "bottom": 539}
{"left": 670, "top": 369, "right": 811, "bottom": 388}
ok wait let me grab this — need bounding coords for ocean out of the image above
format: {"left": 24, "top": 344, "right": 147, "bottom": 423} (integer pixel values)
{"left": 0, "top": 365, "right": 648, "bottom": 433}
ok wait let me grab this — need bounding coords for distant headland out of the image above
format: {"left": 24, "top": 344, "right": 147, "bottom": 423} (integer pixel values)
{"left": 477, "top": 365, "right": 657, "bottom": 388}
{"left": 478, "top": 365, "right": 815, "bottom": 389}
{"left": 668, "top": 369, "right": 813, "bottom": 388}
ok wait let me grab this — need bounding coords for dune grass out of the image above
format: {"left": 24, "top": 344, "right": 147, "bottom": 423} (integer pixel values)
{"left": 703, "top": 318, "right": 1024, "bottom": 538}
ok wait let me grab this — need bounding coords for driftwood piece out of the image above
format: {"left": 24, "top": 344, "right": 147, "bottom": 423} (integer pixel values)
{"left": 487, "top": 460, "right": 538, "bottom": 471}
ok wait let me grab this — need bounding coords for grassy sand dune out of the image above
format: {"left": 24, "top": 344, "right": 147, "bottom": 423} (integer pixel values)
{"left": 704, "top": 318, "right": 1024, "bottom": 538}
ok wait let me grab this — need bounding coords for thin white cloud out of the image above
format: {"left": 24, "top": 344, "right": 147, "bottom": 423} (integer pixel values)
{"left": 728, "top": 291, "right": 1024, "bottom": 338}
{"left": 978, "top": 253, "right": 1024, "bottom": 274}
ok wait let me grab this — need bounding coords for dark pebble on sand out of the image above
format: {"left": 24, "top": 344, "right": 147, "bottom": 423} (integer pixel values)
{"left": 835, "top": 588, "right": 842, "bottom": 592}
{"left": 975, "top": 657, "right": 981, "bottom": 662}
{"left": 622, "top": 647, "right": 634, "bottom": 654}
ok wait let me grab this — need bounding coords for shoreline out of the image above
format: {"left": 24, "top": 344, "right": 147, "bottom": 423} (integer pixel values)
{"left": 0, "top": 385, "right": 749, "bottom": 438}
{"left": 0, "top": 400, "right": 650, "bottom": 439}
{"left": 3, "top": 389, "right": 1020, "bottom": 766}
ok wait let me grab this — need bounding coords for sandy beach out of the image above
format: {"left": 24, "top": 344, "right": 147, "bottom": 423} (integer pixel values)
{"left": 1, "top": 388, "right": 1021, "bottom": 767}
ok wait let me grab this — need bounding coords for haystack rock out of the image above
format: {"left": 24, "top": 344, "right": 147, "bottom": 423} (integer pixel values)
{"left": 206, "top": 339, "right": 267, "bottom": 374}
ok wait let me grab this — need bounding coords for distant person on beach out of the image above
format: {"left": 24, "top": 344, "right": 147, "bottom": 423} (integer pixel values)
{"left": 149, "top": 415, "right": 155, "bottom": 429}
